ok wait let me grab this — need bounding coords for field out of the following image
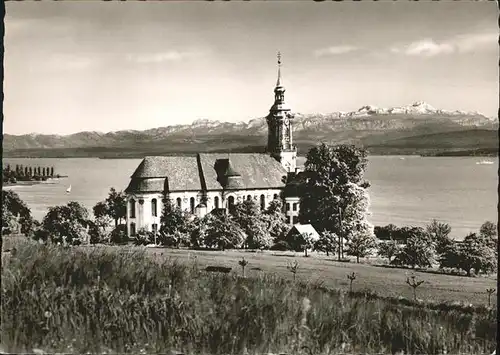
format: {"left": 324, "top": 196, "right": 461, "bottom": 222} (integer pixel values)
{"left": 1, "top": 237, "right": 497, "bottom": 354}
{"left": 141, "top": 247, "right": 498, "bottom": 306}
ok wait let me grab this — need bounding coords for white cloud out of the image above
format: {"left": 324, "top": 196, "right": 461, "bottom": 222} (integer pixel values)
{"left": 390, "top": 32, "right": 497, "bottom": 57}
{"left": 314, "top": 45, "right": 358, "bottom": 57}
{"left": 127, "top": 50, "right": 205, "bottom": 63}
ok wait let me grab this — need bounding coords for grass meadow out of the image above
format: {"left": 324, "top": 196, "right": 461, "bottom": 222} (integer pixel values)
{"left": 1, "top": 237, "right": 498, "bottom": 354}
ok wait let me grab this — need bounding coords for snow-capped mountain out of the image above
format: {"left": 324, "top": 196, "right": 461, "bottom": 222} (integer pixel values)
{"left": 3, "top": 102, "right": 497, "bottom": 155}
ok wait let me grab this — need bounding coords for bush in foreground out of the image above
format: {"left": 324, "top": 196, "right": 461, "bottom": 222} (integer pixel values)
{"left": 2, "top": 243, "right": 497, "bottom": 354}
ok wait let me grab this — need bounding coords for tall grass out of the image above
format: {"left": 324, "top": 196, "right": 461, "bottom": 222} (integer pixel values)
{"left": 1, "top": 243, "right": 497, "bottom": 354}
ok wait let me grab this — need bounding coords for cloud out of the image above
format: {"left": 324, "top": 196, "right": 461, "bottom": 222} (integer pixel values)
{"left": 45, "top": 54, "right": 96, "bottom": 71}
{"left": 127, "top": 50, "right": 205, "bottom": 63}
{"left": 314, "top": 45, "right": 358, "bottom": 57}
{"left": 390, "top": 32, "right": 497, "bottom": 57}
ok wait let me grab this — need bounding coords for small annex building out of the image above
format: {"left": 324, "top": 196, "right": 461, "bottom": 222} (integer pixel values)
{"left": 125, "top": 53, "right": 303, "bottom": 237}
{"left": 284, "top": 224, "right": 321, "bottom": 251}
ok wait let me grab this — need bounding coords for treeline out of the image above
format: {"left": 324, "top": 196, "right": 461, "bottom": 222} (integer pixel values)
{"left": 3, "top": 164, "right": 58, "bottom": 183}
{"left": 375, "top": 221, "right": 498, "bottom": 277}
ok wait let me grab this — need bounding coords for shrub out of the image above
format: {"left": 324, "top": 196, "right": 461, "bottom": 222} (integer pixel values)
{"left": 270, "top": 240, "right": 291, "bottom": 251}
{"left": 109, "top": 224, "right": 128, "bottom": 245}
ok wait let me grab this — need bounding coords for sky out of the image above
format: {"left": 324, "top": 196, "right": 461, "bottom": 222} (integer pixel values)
{"left": 4, "top": 1, "right": 498, "bottom": 135}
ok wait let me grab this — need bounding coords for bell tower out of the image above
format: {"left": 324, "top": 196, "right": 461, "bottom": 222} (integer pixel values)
{"left": 266, "top": 52, "right": 297, "bottom": 173}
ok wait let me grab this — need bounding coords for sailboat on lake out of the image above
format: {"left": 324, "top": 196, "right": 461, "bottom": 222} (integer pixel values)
{"left": 66, "top": 185, "right": 72, "bottom": 194}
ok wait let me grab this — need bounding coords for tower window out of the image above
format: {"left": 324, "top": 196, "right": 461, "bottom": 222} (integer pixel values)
{"left": 260, "top": 194, "right": 265, "bottom": 210}
{"left": 292, "top": 203, "right": 297, "bottom": 211}
{"left": 129, "top": 199, "right": 136, "bottom": 218}
{"left": 214, "top": 196, "right": 219, "bottom": 209}
{"left": 273, "top": 194, "right": 279, "bottom": 200}
{"left": 286, "top": 203, "right": 291, "bottom": 212}
{"left": 247, "top": 195, "right": 252, "bottom": 201}
{"left": 151, "top": 199, "right": 158, "bottom": 217}
{"left": 176, "top": 197, "right": 182, "bottom": 209}
{"left": 292, "top": 216, "right": 299, "bottom": 225}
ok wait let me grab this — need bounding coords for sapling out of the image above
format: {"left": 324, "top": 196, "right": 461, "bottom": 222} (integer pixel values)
{"left": 486, "top": 288, "right": 496, "bottom": 307}
{"left": 238, "top": 257, "right": 249, "bottom": 277}
{"left": 406, "top": 274, "right": 424, "bottom": 301}
{"left": 347, "top": 272, "right": 356, "bottom": 293}
{"left": 287, "top": 260, "right": 300, "bottom": 281}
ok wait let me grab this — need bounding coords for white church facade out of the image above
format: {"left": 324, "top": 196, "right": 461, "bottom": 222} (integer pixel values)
{"left": 125, "top": 53, "right": 302, "bottom": 237}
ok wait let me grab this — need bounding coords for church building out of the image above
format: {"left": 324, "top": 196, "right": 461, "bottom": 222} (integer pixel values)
{"left": 125, "top": 53, "right": 302, "bottom": 237}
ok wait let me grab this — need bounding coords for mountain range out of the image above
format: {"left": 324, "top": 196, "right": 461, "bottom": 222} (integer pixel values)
{"left": 3, "top": 102, "right": 498, "bottom": 158}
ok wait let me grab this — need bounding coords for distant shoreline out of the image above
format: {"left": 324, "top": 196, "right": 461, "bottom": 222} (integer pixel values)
{"left": 2, "top": 177, "right": 68, "bottom": 188}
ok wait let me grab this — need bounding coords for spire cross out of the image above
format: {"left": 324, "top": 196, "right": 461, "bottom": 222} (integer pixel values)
{"left": 277, "top": 51, "right": 282, "bottom": 66}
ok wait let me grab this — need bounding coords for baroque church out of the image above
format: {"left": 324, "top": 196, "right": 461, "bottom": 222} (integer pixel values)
{"left": 125, "top": 53, "right": 302, "bottom": 237}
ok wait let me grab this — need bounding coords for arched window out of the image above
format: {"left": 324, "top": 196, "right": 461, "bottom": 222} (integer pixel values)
{"left": 151, "top": 198, "right": 157, "bottom": 217}
{"left": 176, "top": 197, "right": 182, "bottom": 209}
{"left": 273, "top": 194, "right": 278, "bottom": 200}
{"left": 260, "top": 194, "right": 265, "bottom": 210}
{"left": 247, "top": 195, "right": 252, "bottom": 201}
{"left": 130, "top": 199, "right": 136, "bottom": 218}
{"left": 190, "top": 197, "right": 195, "bottom": 214}
{"left": 130, "top": 222, "right": 136, "bottom": 236}
{"left": 214, "top": 196, "right": 219, "bottom": 209}
{"left": 228, "top": 196, "right": 235, "bottom": 213}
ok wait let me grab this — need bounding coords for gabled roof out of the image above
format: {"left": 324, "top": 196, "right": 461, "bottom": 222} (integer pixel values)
{"left": 125, "top": 153, "right": 287, "bottom": 194}
{"left": 127, "top": 156, "right": 202, "bottom": 192}
{"left": 199, "top": 153, "right": 287, "bottom": 190}
{"left": 288, "top": 224, "right": 321, "bottom": 241}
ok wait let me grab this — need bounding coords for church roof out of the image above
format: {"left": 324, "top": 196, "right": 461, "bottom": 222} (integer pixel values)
{"left": 199, "top": 153, "right": 287, "bottom": 190}
{"left": 127, "top": 156, "right": 202, "bottom": 192}
{"left": 126, "top": 153, "right": 287, "bottom": 193}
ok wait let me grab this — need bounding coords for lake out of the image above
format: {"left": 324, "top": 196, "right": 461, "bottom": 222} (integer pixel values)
{"left": 3, "top": 156, "right": 497, "bottom": 239}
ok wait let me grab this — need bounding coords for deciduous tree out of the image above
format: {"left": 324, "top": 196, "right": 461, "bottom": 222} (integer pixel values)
{"left": 377, "top": 239, "right": 401, "bottom": 263}
{"left": 426, "top": 219, "right": 452, "bottom": 255}
{"left": 203, "top": 212, "right": 245, "bottom": 250}
{"left": 392, "top": 227, "right": 435, "bottom": 269}
{"left": 298, "top": 144, "right": 370, "bottom": 260}
{"left": 346, "top": 220, "right": 376, "bottom": 263}
{"left": 2, "top": 190, "right": 34, "bottom": 236}
{"left": 233, "top": 200, "right": 273, "bottom": 249}
{"left": 314, "top": 230, "right": 338, "bottom": 257}
{"left": 41, "top": 201, "right": 90, "bottom": 245}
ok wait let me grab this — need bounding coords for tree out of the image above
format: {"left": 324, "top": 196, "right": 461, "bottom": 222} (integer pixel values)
{"left": 41, "top": 201, "right": 90, "bottom": 245}
{"left": 203, "top": 212, "right": 245, "bottom": 250}
{"left": 134, "top": 228, "right": 155, "bottom": 246}
{"left": 298, "top": 144, "right": 370, "bottom": 260}
{"left": 109, "top": 224, "right": 128, "bottom": 244}
{"left": 374, "top": 224, "right": 399, "bottom": 241}
{"left": 159, "top": 198, "right": 190, "bottom": 237}
{"left": 300, "top": 232, "right": 314, "bottom": 257}
{"left": 392, "top": 227, "right": 435, "bottom": 269}
{"left": 105, "top": 188, "right": 127, "bottom": 227}
{"left": 2, "top": 190, "right": 34, "bottom": 236}
{"left": 92, "top": 201, "right": 113, "bottom": 239}
{"left": 479, "top": 221, "right": 498, "bottom": 252}
{"left": 314, "top": 230, "right": 338, "bottom": 257}
{"left": 426, "top": 219, "right": 452, "bottom": 256}
{"left": 458, "top": 233, "right": 496, "bottom": 276}
{"left": 346, "top": 220, "right": 376, "bottom": 263}
{"left": 233, "top": 199, "right": 273, "bottom": 249}
{"left": 377, "top": 239, "right": 401, "bottom": 263}
{"left": 263, "top": 200, "right": 289, "bottom": 243}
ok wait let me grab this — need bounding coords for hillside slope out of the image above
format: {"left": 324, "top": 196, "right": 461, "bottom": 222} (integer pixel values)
{"left": 4, "top": 102, "right": 498, "bottom": 158}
